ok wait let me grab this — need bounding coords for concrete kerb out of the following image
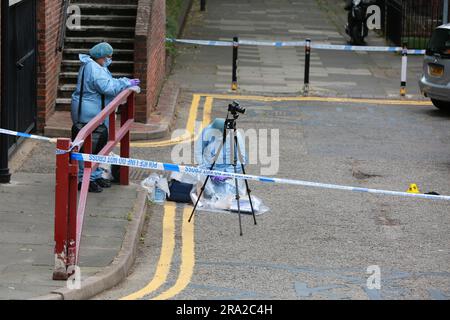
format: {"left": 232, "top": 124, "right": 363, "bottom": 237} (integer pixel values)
{"left": 30, "top": 186, "right": 148, "bottom": 300}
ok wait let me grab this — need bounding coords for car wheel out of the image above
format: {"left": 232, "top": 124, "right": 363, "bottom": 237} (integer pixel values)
{"left": 431, "top": 99, "right": 450, "bottom": 111}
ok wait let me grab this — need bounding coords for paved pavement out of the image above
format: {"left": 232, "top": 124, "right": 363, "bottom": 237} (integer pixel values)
{"left": 171, "top": 0, "right": 425, "bottom": 99}
{"left": 0, "top": 142, "right": 139, "bottom": 299}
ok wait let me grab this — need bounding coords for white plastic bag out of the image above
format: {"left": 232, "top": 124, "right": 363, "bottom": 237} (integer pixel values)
{"left": 141, "top": 173, "right": 170, "bottom": 204}
{"left": 99, "top": 152, "right": 118, "bottom": 180}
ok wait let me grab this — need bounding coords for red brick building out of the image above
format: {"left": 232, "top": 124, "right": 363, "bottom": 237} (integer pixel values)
{"left": 1, "top": 0, "right": 166, "bottom": 157}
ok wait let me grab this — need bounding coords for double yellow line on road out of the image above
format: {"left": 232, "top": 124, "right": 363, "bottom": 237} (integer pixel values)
{"left": 121, "top": 96, "right": 213, "bottom": 300}
{"left": 198, "top": 93, "right": 433, "bottom": 106}
{"left": 120, "top": 203, "right": 176, "bottom": 300}
{"left": 120, "top": 204, "right": 195, "bottom": 300}
{"left": 152, "top": 207, "right": 195, "bottom": 300}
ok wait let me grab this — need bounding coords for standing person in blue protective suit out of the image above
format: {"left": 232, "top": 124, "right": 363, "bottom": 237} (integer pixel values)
{"left": 194, "top": 118, "right": 247, "bottom": 201}
{"left": 71, "top": 42, "right": 140, "bottom": 193}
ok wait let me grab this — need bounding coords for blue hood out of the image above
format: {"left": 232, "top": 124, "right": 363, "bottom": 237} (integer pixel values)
{"left": 79, "top": 54, "right": 94, "bottom": 65}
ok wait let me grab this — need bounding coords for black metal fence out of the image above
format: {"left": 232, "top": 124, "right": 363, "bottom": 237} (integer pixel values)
{"left": 379, "top": 0, "right": 449, "bottom": 48}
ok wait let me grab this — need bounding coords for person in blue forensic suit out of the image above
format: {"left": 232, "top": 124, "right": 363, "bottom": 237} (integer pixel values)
{"left": 194, "top": 118, "right": 247, "bottom": 201}
{"left": 71, "top": 42, "right": 140, "bottom": 193}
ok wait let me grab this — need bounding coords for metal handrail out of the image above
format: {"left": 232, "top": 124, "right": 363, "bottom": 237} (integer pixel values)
{"left": 53, "top": 88, "right": 135, "bottom": 280}
{"left": 57, "top": 0, "right": 70, "bottom": 52}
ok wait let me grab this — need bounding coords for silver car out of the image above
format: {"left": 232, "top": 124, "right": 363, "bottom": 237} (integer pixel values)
{"left": 419, "top": 24, "right": 450, "bottom": 110}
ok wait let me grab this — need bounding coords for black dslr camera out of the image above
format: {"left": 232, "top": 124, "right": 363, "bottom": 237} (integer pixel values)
{"left": 228, "top": 101, "right": 246, "bottom": 115}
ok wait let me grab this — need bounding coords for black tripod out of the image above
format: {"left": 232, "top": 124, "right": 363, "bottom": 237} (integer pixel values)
{"left": 188, "top": 105, "right": 257, "bottom": 236}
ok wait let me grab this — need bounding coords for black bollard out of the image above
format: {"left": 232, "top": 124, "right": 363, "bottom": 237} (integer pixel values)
{"left": 232, "top": 37, "right": 239, "bottom": 91}
{"left": 303, "top": 39, "right": 311, "bottom": 95}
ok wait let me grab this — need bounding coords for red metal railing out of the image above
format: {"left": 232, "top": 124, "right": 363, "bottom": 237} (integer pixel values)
{"left": 53, "top": 89, "right": 135, "bottom": 280}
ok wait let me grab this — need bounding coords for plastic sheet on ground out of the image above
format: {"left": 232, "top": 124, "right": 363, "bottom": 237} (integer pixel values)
{"left": 171, "top": 172, "right": 270, "bottom": 215}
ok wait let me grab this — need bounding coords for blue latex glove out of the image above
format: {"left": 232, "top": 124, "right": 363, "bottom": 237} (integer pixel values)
{"left": 211, "top": 176, "right": 230, "bottom": 183}
{"left": 129, "top": 79, "right": 140, "bottom": 87}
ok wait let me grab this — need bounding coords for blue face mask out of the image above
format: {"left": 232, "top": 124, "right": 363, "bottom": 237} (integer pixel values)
{"left": 104, "top": 58, "right": 112, "bottom": 67}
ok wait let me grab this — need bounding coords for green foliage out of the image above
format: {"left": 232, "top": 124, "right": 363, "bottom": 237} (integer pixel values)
{"left": 401, "top": 37, "right": 430, "bottom": 50}
{"left": 166, "top": 0, "right": 184, "bottom": 56}
{"left": 127, "top": 211, "right": 133, "bottom": 221}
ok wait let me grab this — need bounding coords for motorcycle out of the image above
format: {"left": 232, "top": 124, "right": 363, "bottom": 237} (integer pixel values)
{"left": 345, "top": 0, "right": 376, "bottom": 45}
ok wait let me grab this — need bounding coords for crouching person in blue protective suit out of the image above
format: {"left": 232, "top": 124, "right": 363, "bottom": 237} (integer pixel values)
{"left": 194, "top": 118, "right": 247, "bottom": 202}
{"left": 71, "top": 42, "right": 141, "bottom": 193}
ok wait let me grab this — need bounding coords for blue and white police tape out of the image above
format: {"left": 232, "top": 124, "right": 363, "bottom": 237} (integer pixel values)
{"left": 71, "top": 152, "right": 450, "bottom": 202}
{"left": 0, "top": 128, "right": 56, "bottom": 143}
{"left": 238, "top": 39, "right": 306, "bottom": 47}
{"left": 310, "top": 43, "right": 425, "bottom": 55}
{"left": 0, "top": 128, "right": 83, "bottom": 153}
{"left": 166, "top": 38, "right": 233, "bottom": 47}
{"left": 166, "top": 38, "right": 426, "bottom": 54}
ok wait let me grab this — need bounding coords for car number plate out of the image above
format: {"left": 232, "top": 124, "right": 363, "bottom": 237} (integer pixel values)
{"left": 429, "top": 64, "right": 444, "bottom": 77}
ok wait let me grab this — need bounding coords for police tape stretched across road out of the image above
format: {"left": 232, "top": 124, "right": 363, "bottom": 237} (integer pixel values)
{"left": 2, "top": 127, "right": 450, "bottom": 202}
{"left": 166, "top": 38, "right": 426, "bottom": 55}
{"left": 71, "top": 152, "right": 450, "bottom": 202}
{"left": 0, "top": 128, "right": 56, "bottom": 143}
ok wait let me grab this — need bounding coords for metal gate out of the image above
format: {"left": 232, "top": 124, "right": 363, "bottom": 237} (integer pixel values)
{"left": 2, "top": 0, "right": 37, "bottom": 153}
{"left": 402, "top": 0, "right": 445, "bottom": 49}
{"left": 382, "top": 0, "right": 448, "bottom": 48}
{"left": 385, "top": 0, "right": 403, "bottom": 46}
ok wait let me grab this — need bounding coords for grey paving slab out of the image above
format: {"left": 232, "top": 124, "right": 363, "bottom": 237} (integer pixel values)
{"left": 0, "top": 170, "right": 137, "bottom": 299}
{"left": 171, "top": 0, "right": 426, "bottom": 99}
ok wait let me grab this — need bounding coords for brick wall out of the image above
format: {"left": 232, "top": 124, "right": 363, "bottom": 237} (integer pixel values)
{"left": 36, "top": 0, "right": 63, "bottom": 131}
{"left": 134, "top": 0, "right": 166, "bottom": 123}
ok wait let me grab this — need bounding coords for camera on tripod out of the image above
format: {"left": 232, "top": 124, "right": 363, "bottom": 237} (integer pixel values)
{"left": 228, "top": 101, "right": 246, "bottom": 115}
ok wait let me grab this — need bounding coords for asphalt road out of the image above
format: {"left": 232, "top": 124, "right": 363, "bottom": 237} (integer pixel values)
{"left": 94, "top": 93, "right": 450, "bottom": 300}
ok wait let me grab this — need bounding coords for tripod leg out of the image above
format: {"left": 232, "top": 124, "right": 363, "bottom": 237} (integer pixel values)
{"left": 241, "top": 166, "right": 257, "bottom": 226}
{"left": 188, "top": 175, "right": 210, "bottom": 223}
{"left": 234, "top": 134, "right": 257, "bottom": 225}
{"left": 230, "top": 128, "right": 243, "bottom": 236}
{"left": 233, "top": 177, "right": 243, "bottom": 236}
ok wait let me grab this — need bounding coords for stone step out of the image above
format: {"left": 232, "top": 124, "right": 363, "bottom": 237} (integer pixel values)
{"left": 74, "top": 3, "right": 137, "bottom": 10}
{"left": 56, "top": 93, "right": 73, "bottom": 104}
{"left": 61, "top": 60, "right": 133, "bottom": 74}
{"left": 61, "top": 67, "right": 133, "bottom": 76}
{"left": 62, "top": 59, "right": 133, "bottom": 66}
{"left": 55, "top": 98, "right": 72, "bottom": 112}
{"left": 63, "top": 53, "right": 134, "bottom": 62}
{"left": 59, "top": 84, "right": 77, "bottom": 92}
{"left": 80, "top": 15, "right": 136, "bottom": 21}
{"left": 70, "top": 3, "right": 137, "bottom": 16}
{"left": 57, "top": 0, "right": 137, "bottom": 110}
{"left": 56, "top": 98, "right": 72, "bottom": 105}
{"left": 56, "top": 90, "right": 74, "bottom": 100}
{"left": 66, "top": 28, "right": 134, "bottom": 40}
{"left": 64, "top": 48, "right": 134, "bottom": 55}
{"left": 76, "top": 15, "right": 136, "bottom": 28}
{"left": 60, "top": 71, "right": 133, "bottom": 78}
{"left": 66, "top": 25, "right": 134, "bottom": 32}
{"left": 65, "top": 37, "right": 134, "bottom": 45}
